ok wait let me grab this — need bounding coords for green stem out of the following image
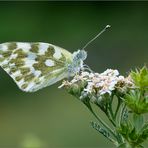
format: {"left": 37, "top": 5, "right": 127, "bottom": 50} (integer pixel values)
{"left": 106, "top": 109, "right": 116, "bottom": 127}
{"left": 95, "top": 99, "right": 124, "bottom": 145}
{"left": 85, "top": 102, "right": 117, "bottom": 140}
{"left": 109, "top": 96, "right": 114, "bottom": 120}
{"left": 107, "top": 96, "right": 124, "bottom": 145}
{"left": 119, "top": 103, "right": 126, "bottom": 126}
{"left": 88, "top": 103, "right": 125, "bottom": 146}
{"left": 117, "top": 104, "right": 127, "bottom": 144}
{"left": 96, "top": 103, "right": 116, "bottom": 127}
{"left": 114, "top": 97, "right": 122, "bottom": 120}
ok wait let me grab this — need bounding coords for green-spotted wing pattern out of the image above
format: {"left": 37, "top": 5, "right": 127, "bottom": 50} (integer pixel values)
{"left": 0, "top": 42, "right": 73, "bottom": 92}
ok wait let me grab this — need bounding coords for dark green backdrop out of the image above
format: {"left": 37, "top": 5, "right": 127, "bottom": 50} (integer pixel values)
{"left": 0, "top": 2, "right": 147, "bottom": 148}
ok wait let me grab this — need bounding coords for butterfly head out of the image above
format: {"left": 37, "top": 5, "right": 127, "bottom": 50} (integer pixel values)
{"left": 72, "top": 49, "right": 87, "bottom": 61}
{"left": 68, "top": 50, "right": 87, "bottom": 76}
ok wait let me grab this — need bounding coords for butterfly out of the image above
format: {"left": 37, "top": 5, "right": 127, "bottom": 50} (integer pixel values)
{"left": 0, "top": 42, "right": 87, "bottom": 92}
{"left": 0, "top": 25, "right": 110, "bottom": 92}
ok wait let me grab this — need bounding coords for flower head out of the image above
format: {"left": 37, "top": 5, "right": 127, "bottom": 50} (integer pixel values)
{"left": 59, "top": 69, "right": 134, "bottom": 103}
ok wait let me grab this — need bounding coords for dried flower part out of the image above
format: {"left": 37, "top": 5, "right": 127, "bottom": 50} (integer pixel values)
{"left": 58, "top": 80, "right": 71, "bottom": 89}
{"left": 116, "top": 75, "right": 135, "bottom": 94}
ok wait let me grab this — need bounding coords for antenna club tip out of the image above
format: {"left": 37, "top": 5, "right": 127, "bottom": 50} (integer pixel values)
{"left": 106, "top": 25, "right": 111, "bottom": 29}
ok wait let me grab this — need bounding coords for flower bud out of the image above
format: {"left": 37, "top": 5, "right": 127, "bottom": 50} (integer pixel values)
{"left": 68, "top": 80, "right": 87, "bottom": 98}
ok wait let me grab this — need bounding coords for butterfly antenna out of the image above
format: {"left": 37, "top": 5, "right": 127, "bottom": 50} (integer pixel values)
{"left": 82, "top": 25, "right": 111, "bottom": 50}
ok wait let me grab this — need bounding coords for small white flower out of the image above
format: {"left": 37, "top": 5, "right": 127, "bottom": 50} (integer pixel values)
{"left": 118, "top": 76, "right": 125, "bottom": 81}
{"left": 81, "top": 71, "right": 90, "bottom": 77}
{"left": 99, "top": 86, "right": 112, "bottom": 95}
{"left": 100, "top": 69, "right": 119, "bottom": 77}
{"left": 59, "top": 68, "right": 134, "bottom": 99}
{"left": 89, "top": 73, "right": 95, "bottom": 78}
{"left": 84, "top": 82, "right": 94, "bottom": 93}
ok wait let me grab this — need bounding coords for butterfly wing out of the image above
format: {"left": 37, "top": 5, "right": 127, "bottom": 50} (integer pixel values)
{"left": 0, "top": 42, "right": 72, "bottom": 92}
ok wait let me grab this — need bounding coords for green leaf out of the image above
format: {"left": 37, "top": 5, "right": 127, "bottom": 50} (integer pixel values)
{"left": 91, "top": 121, "right": 110, "bottom": 138}
{"left": 117, "top": 143, "right": 127, "bottom": 148}
{"left": 124, "top": 89, "right": 148, "bottom": 114}
{"left": 122, "top": 108, "right": 129, "bottom": 123}
{"left": 118, "top": 122, "right": 133, "bottom": 140}
{"left": 137, "top": 145, "right": 144, "bottom": 148}
{"left": 141, "top": 121, "right": 148, "bottom": 131}
{"left": 133, "top": 114, "right": 144, "bottom": 132}
{"left": 129, "top": 127, "right": 137, "bottom": 141}
{"left": 130, "top": 66, "right": 148, "bottom": 90}
{"left": 137, "top": 123, "right": 148, "bottom": 144}
{"left": 117, "top": 143, "right": 144, "bottom": 148}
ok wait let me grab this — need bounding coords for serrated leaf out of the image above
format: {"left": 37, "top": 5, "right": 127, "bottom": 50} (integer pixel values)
{"left": 122, "top": 108, "right": 129, "bottom": 123}
{"left": 91, "top": 121, "right": 119, "bottom": 145}
{"left": 130, "top": 66, "right": 148, "bottom": 90}
{"left": 124, "top": 89, "right": 148, "bottom": 114}
{"left": 91, "top": 121, "right": 109, "bottom": 138}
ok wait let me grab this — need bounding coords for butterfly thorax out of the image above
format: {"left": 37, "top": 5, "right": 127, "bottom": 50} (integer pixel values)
{"left": 67, "top": 50, "right": 87, "bottom": 76}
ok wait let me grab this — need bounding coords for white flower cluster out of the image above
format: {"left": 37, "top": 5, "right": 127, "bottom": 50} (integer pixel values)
{"left": 59, "top": 69, "right": 133, "bottom": 97}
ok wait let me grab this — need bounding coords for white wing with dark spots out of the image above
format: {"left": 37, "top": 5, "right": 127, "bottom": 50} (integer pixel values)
{"left": 0, "top": 42, "right": 72, "bottom": 92}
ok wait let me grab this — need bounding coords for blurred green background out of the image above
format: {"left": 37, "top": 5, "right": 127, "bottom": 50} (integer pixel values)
{"left": 0, "top": 1, "right": 148, "bottom": 148}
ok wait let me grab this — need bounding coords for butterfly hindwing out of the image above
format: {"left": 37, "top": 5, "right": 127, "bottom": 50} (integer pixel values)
{"left": 0, "top": 42, "right": 72, "bottom": 92}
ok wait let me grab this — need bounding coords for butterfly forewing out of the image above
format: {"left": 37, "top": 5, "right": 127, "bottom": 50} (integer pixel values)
{"left": 0, "top": 42, "right": 72, "bottom": 92}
